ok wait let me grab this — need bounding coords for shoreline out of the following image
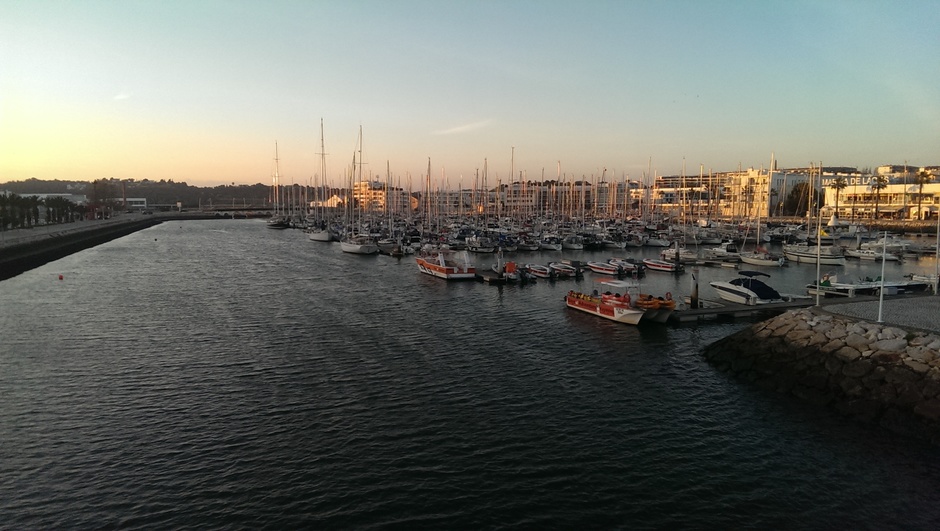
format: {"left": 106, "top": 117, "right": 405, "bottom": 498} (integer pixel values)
{"left": 0, "top": 212, "right": 224, "bottom": 281}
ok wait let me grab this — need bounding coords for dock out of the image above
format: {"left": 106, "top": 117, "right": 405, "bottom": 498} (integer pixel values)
{"left": 668, "top": 292, "right": 934, "bottom": 324}
{"left": 476, "top": 270, "right": 508, "bottom": 285}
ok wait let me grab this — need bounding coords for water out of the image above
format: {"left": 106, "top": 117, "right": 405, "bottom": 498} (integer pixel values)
{"left": 2, "top": 220, "right": 940, "bottom": 528}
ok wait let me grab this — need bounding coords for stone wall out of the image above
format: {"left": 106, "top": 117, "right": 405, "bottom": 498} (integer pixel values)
{"left": 0, "top": 218, "right": 162, "bottom": 280}
{"left": 704, "top": 307, "right": 940, "bottom": 443}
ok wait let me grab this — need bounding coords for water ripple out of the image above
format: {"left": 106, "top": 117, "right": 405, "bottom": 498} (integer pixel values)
{"left": 2, "top": 221, "right": 940, "bottom": 528}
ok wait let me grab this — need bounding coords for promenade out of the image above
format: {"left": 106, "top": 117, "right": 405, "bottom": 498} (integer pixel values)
{"left": 824, "top": 294, "right": 940, "bottom": 334}
{"left": 0, "top": 216, "right": 142, "bottom": 250}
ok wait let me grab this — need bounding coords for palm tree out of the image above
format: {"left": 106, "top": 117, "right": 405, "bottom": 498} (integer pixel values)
{"left": 914, "top": 170, "right": 934, "bottom": 220}
{"left": 871, "top": 176, "right": 889, "bottom": 220}
{"left": 829, "top": 176, "right": 848, "bottom": 219}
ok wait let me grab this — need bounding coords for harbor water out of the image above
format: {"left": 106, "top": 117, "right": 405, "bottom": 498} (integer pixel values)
{"left": 2, "top": 220, "right": 940, "bottom": 528}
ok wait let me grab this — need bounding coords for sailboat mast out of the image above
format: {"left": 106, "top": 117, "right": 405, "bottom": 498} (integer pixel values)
{"left": 318, "top": 119, "right": 327, "bottom": 222}
{"left": 274, "top": 141, "right": 280, "bottom": 216}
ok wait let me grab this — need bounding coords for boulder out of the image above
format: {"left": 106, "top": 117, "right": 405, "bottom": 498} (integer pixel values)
{"left": 842, "top": 359, "right": 874, "bottom": 378}
{"left": 820, "top": 338, "right": 846, "bottom": 354}
{"left": 872, "top": 338, "right": 908, "bottom": 353}
{"left": 904, "top": 359, "right": 930, "bottom": 374}
{"left": 845, "top": 333, "right": 870, "bottom": 351}
{"left": 834, "top": 346, "right": 862, "bottom": 362}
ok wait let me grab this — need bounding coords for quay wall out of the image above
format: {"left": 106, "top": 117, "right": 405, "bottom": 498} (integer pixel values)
{"left": 0, "top": 218, "right": 163, "bottom": 280}
{"left": 704, "top": 307, "right": 940, "bottom": 443}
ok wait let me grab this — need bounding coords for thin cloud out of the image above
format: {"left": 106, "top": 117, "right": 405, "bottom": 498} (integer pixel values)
{"left": 433, "top": 119, "right": 492, "bottom": 135}
{"left": 113, "top": 92, "right": 131, "bottom": 100}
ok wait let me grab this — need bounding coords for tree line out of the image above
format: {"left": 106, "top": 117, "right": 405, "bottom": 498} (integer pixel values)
{"left": 0, "top": 193, "right": 85, "bottom": 231}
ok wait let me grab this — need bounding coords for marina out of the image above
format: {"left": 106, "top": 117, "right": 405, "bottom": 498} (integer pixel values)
{"left": 2, "top": 219, "right": 940, "bottom": 528}
{"left": 4, "top": 1, "right": 939, "bottom": 527}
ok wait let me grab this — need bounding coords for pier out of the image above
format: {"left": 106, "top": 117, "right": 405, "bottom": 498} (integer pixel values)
{"left": 669, "top": 292, "right": 937, "bottom": 325}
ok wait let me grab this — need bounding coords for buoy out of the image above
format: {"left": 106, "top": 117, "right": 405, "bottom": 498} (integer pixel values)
{"left": 58, "top": 274, "right": 63, "bottom": 280}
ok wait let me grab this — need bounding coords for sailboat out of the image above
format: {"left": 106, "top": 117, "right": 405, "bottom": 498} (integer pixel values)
{"left": 739, "top": 154, "right": 786, "bottom": 266}
{"left": 340, "top": 127, "right": 379, "bottom": 255}
{"left": 307, "top": 119, "right": 333, "bottom": 242}
{"left": 266, "top": 142, "right": 291, "bottom": 229}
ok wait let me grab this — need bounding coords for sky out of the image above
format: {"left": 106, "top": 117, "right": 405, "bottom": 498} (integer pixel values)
{"left": 2, "top": 0, "right": 938, "bottom": 188}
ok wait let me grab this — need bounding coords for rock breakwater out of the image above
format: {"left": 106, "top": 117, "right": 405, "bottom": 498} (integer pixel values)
{"left": 704, "top": 307, "right": 940, "bottom": 443}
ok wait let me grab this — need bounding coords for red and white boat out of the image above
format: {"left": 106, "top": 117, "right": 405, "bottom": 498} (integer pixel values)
{"left": 586, "top": 261, "right": 622, "bottom": 275}
{"left": 565, "top": 280, "right": 645, "bottom": 325}
{"left": 415, "top": 245, "right": 476, "bottom": 280}
{"left": 642, "top": 258, "right": 684, "bottom": 273}
{"left": 608, "top": 257, "right": 646, "bottom": 276}
{"left": 525, "top": 263, "right": 553, "bottom": 279}
{"left": 548, "top": 262, "right": 579, "bottom": 278}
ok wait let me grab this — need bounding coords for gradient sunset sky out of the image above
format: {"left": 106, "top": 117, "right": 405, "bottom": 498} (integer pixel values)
{"left": 2, "top": 0, "right": 938, "bottom": 188}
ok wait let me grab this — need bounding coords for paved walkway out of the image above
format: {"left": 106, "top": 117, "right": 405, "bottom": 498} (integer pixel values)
{"left": 824, "top": 293, "right": 940, "bottom": 333}
{"left": 0, "top": 215, "right": 158, "bottom": 250}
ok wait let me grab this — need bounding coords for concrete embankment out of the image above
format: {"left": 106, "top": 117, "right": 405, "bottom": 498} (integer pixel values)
{"left": 704, "top": 304, "right": 940, "bottom": 443}
{"left": 0, "top": 218, "right": 164, "bottom": 280}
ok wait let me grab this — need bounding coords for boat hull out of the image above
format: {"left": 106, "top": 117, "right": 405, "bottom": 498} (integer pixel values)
{"left": 642, "top": 258, "right": 683, "bottom": 273}
{"left": 586, "top": 262, "right": 621, "bottom": 275}
{"left": 415, "top": 248, "right": 476, "bottom": 280}
{"left": 739, "top": 253, "right": 786, "bottom": 267}
{"left": 341, "top": 241, "right": 379, "bottom": 254}
{"left": 565, "top": 294, "right": 645, "bottom": 325}
{"left": 307, "top": 230, "right": 332, "bottom": 242}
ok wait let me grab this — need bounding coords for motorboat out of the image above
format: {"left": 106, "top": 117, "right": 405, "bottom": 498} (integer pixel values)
{"left": 586, "top": 261, "right": 622, "bottom": 276}
{"left": 702, "top": 240, "right": 741, "bottom": 262}
{"left": 565, "top": 280, "right": 675, "bottom": 325}
{"left": 844, "top": 248, "right": 900, "bottom": 261}
{"left": 660, "top": 244, "right": 698, "bottom": 263}
{"left": 709, "top": 271, "right": 787, "bottom": 305}
{"left": 548, "top": 262, "right": 579, "bottom": 278}
{"left": 490, "top": 250, "right": 523, "bottom": 282}
{"left": 608, "top": 257, "right": 646, "bottom": 276}
{"left": 415, "top": 245, "right": 476, "bottom": 280}
{"left": 642, "top": 258, "right": 684, "bottom": 273}
{"left": 782, "top": 243, "right": 846, "bottom": 265}
{"left": 807, "top": 273, "right": 930, "bottom": 297}
{"left": 525, "top": 263, "right": 553, "bottom": 279}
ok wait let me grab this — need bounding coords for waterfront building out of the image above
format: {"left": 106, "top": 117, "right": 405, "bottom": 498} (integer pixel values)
{"left": 351, "top": 181, "right": 414, "bottom": 215}
{"left": 821, "top": 168, "right": 940, "bottom": 221}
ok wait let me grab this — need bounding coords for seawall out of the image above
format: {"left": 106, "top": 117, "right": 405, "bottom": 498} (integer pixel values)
{"left": 704, "top": 305, "right": 940, "bottom": 443}
{"left": 0, "top": 218, "right": 164, "bottom": 280}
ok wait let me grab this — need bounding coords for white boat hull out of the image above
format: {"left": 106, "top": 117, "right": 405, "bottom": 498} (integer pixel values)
{"left": 566, "top": 293, "right": 646, "bottom": 325}
{"left": 307, "top": 230, "right": 332, "bottom": 242}
{"left": 341, "top": 241, "right": 379, "bottom": 254}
